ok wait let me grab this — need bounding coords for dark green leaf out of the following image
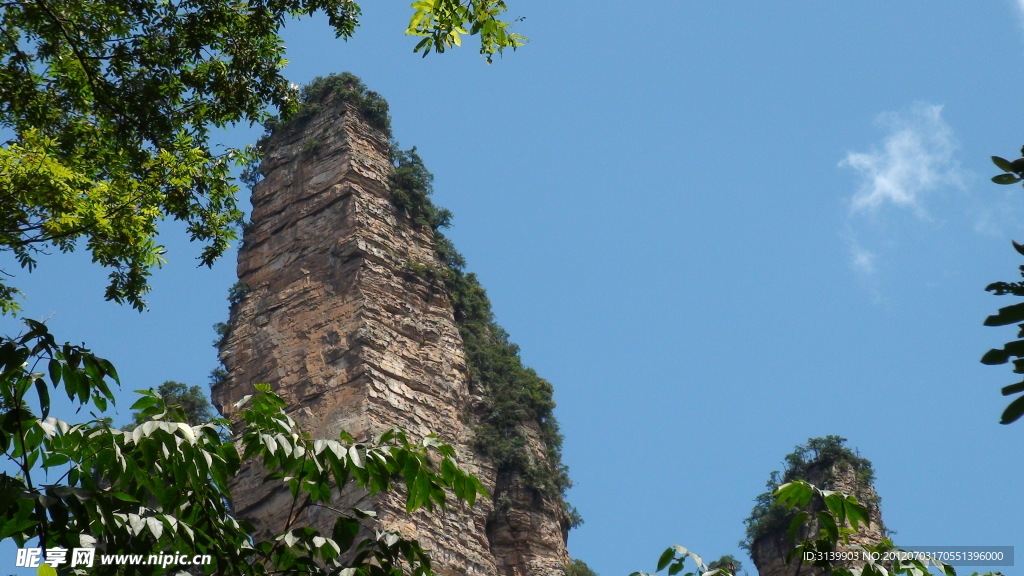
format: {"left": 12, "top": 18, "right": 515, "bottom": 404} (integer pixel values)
{"left": 982, "top": 348, "right": 1011, "bottom": 365}
{"left": 787, "top": 510, "right": 809, "bottom": 541}
{"left": 657, "top": 547, "right": 675, "bottom": 572}
{"left": 817, "top": 510, "right": 839, "bottom": 541}
{"left": 1003, "top": 382, "right": 1024, "bottom": 396}
{"left": 984, "top": 302, "right": 1024, "bottom": 326}
{"left": 992, "top": 156, "right": 1015, "bottom": 172}
{"left": 1001, "top": 393, "right": 1024, "bottom": 424}
{"left": 823, "top": 493, "right": 844, "bottom": 520}
{"left": 844, "top": 499, "right": 869, "bottom": 529}
{"left": 34, "top": 377, "right": 49, "bottom": 419}
{"left": 992, "top": 174, "right": 1021, "bottom": 185}
{"left": 47, "top": 359, "right": 61, "bottom": 386}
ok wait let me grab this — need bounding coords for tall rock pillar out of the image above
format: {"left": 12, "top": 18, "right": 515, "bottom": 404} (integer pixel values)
{"left": 211, "top": 75, "right": 570, "bottom": 576}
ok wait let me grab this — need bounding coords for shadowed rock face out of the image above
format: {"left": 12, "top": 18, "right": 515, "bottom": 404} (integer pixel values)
{"left": 211, "top": 85, "right": 569, "bottom": 576}
{"left": 750, "top": 462, "right": 887, "bottom": 576}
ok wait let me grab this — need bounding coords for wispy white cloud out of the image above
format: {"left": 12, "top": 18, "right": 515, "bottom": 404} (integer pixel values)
{"left": 849, "top": 242, "right": 876, "bottom": 276}
{"left": 839, "top": 103, "right": 959, "bottom": 218}
{"left": 844, "top": 232, "right": 884, "bottom": 302}
{"left": 838, "top": 103, "right": 964, "bottom": 289}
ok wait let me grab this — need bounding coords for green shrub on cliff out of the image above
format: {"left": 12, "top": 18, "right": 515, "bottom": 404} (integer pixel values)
{"left": 642, "top": 482, "right": 998, "bottom": 576}
{"left": 263, "top": 73, "right": 393, "bottom": 139}
{"left": 742, "top": 435, "right": 876, "bottom": 550}
{"left": 385, "top": 139, "right": 575, "bottom": 521}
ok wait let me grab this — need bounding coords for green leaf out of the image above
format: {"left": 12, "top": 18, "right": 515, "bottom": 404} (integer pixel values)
{"left": 787, "top": 510, "right": 809, "bottom": 541}
{"left": 817, "top": 510, "right": 839, "bottom": 540}
{"left": 1002, "top": 382, "right": 1024, "bottom": 396}
{"left": 38, "top": 563, "right": 57, "bottom": 576}
{"left": 34, "top": 376, "right": 49, "bottom": 419}
{"left": 776, "top": 481, "right": 813, "bottom": 508}
{"left": 657, "top": 547, "right": 676, "bottom": 572}
{"left": 844, "top": 499, "right": 869, "bottom": 529}
{"left": 984, "top": 302, "right": 1024, "bottom": 326}
{"left": 992, "top": 173, "right": 1021, "bottom": 185}
{"left": 992, "top": 156, "right": 1015, "bottom": 172}
{"left": 130, "top": 390, "right": 161, "bottom": 412}
{"left": 333, "top": 516, "right": 360, "bottom": 551}
{"left": 981, "top": 348, "right": 1011, "bottom": 365}
{"left": 47, "top": 358, "right": 61, "bottom": 386}
{"left": 348, "top": 445, "right": 363, "bottom": 468}
{"left": 1001, "top": 393, "right": 1024, "bottom": 424}
{"left": 823, "top": 492, "right": 844, "bottom": 520}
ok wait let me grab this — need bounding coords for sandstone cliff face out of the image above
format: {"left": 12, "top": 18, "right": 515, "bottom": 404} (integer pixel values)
{"left": 210, "top": 79, "right": 569, "bottom": 576}
{"left": 750, "top": 461, "right": 887, "bottom": 576}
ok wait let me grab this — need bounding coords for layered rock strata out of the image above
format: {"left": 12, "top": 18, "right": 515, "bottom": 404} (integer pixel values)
{"left": 211, "top": 81, "right": 569, "bottom": 576}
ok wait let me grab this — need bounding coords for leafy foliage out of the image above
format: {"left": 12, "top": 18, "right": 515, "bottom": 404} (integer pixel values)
{"left": 0, "top": 0, "right": 524, "bottom": 313}
{"left": 781, "top": 435, "right": 875, "bottom": 485}
{"left": 565, "top": 558, "right": 598, "bottom": 576}
{"left": 981, "top": 251, "right": 1024, "bottom": 424}
{"left": 642, "top": 482, "right": 1003, "bottom": 576}
{"left": 707, "top": 556, "right": 741, "bottom": 575}
{"left": 263, "top": 73, "right": 394, "bottom": 140}
{"left": 228, "top": 281, "right": 251, "bottom": 308}
{"left": 2, "top": 4, "right": 522, "bottom": 572}
{"left": 989, "top": 150, "right": 1024, "bottom": 186}
{"left": 391, "top": 148, "right": 454, "bottom": 232}
{"left": 406, "top": 0, "right": 527, "bottom": 63}
{"left": 631, "top": 544, "right": 727, "bottom": 576}
{"left": 778, "top": 481, "right": 1002, "bottom": 576}
{"left": 742, "top": 436, "right": 877, "bottom": 550}
{"left": 0, "top": 320, "right": 486, "bottom": 575}
{"left": 129, "top": 381, "right": 215, "bottom": 427}
{"left": 980, "top": 153, "right": 1024, "bottom": 424}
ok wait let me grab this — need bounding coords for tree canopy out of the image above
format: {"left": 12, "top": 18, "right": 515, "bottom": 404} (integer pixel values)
{"left": 1, "top": 2, "right": 521, "bottom": 571}
{"left": 0, "top": 320, "right": 486, "bottom": 574}
{"left": 129, "top": 381, "right": 214, "bottom": 427}
{"left": 0, "top": 0, "right": 524, "bottom": 313}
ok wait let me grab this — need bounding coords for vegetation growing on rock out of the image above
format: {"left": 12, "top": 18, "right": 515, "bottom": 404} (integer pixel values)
{"left": 222, "top": 73, "right": 578, "bottom": 529}
{"left": 742, "top": 435, "right": 877, "bottom": 550}
{"left": 566, "top": 558, "right": 599, "bottom": 576}
{"left": 262, "top": 73, "right": 393, "bottom": 142}
{"left": 129, "top": 381, "right": 216, "bottom": 427}
{"left": 379, "top": 94, "right": 577, "bottom": 524}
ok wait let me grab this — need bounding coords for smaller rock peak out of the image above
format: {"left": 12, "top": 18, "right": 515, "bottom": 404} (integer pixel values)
{"left": 744, "top": 436, "right": 887, "bottom": 576}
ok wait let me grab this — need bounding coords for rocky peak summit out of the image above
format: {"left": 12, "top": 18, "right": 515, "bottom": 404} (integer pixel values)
{"left": 211, "top": 73, "right": 573, "bottom": 576}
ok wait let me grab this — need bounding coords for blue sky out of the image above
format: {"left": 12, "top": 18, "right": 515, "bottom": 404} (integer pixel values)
{"left": 3, "top": 1, "right": 1024, "bottom": 574}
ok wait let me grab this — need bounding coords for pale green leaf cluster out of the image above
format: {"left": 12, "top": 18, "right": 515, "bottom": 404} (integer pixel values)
{"left": 406, "top": 0, "right": 527, "bottom": 63}
{"left": 0, "top": 321, "right": 487, "bottom": 575}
